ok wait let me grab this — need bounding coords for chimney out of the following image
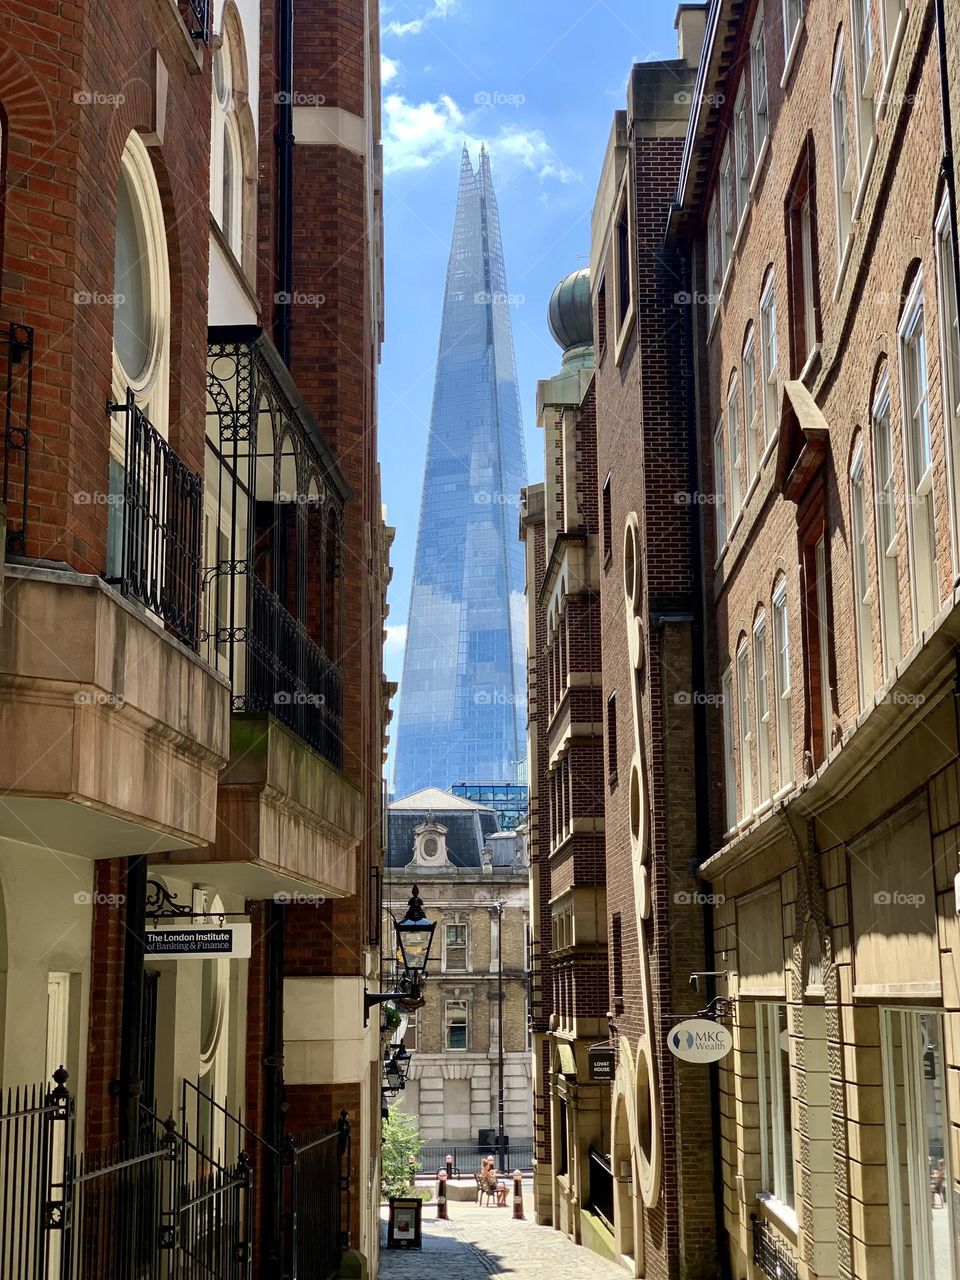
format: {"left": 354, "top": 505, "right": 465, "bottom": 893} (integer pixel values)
{"left": 675, "top": 3, "right": 708, "bottom": 66}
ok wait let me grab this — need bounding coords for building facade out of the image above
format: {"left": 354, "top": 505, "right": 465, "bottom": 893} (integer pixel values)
{"left": 672, "top": 1, "right": 960, "bottom": 1277}
{"left": 385, "top": 788, "right": 532, "bottom": 1154}
{"left": 0, "top": 0, "right": 388, "bottom": 1274}
{"left": 393, "top": 147, "right": 528, "bottom": 798}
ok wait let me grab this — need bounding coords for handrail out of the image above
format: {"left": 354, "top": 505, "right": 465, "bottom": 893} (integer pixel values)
{"left": 182, "top": 1078, "right": 281, "bottom": 1156}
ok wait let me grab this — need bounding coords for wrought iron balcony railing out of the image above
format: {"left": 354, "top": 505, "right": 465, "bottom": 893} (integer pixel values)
{"left": 2, "top": 321, "right": 34, "bottom": 556}
{"left": 107, "top": 390, "right": 203, "bottom": 649}
{"left": 202, "top": 567, "right": 343, "bottom": 769}
{"left": 182, "top": 0, "right": 211, "bottom": 43}
{"left": 752, "top": 1215, "right": 800, "bottom": 1280}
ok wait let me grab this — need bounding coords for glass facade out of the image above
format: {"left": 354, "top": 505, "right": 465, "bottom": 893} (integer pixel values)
{"left": 394, "top": 147, "right": 528, "bottom": 797}
{"left": 450, "top": 782, "right": 528, "bottom": 831}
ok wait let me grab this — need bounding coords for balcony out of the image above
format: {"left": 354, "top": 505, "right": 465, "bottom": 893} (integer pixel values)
{"left": 151, "top": 327, "right": 362, "bottom": 897}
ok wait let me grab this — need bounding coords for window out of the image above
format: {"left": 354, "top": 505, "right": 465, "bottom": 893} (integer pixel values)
{"left": 881, "top": 1009, "right": 957, "bottom": 1280}
{"left": 753, "top": 614, "right": 772, "bottom": 803}
{"left": 444, "top": 922, "right": 468, "bottom": 972}
{"left": 898, "top": 273, "right": 939, "bottom": 633}
{"left": 743, "top": 325, "right": 760, "bottom": 483}
{"left": 851, "top": 0, "right": 876, "bottom": 163}
{"left": 787, "top": 151, "right": 819, "bottom": 372}
{"left": 772, "top": 580, "right": 794, "bottom": 787}
{"left": 850, "top": 442, "right": 876, "bottom": 707}
{"left": 597, "top": 275, "right": 607, "bottom": 362}
{"left": 714, "top": 416, "right": 728, "bottom": 549}
{"left": 445, "top": 1000, "right": 468, "bottom": 1050}
{"left": 757, "top": 1003, "right": 795, "bottom": 1209}
{"left": 615, "top": 186, "right": 632, "bottom": 334}
{"left": 606, "top": 691, "right": 618, "bottom": 784}
{"left": 800, "top": 198, "right": 817, "bottom": 360}
{"left": 211, "top": 29, "right": 243, "bottom": 258}
{"left": 935, "top": 197, "right": 960, "bottom": 567}
{"left": 707, "top": 195, "right": 723, "bottom": 322}
{"left": 602, "top": 473, "right": 613, "bottom": 565}
{"left": 721, "top": 665, "right": 736, "bottom": 831}
{"left": 734, "top": 84, "right": 752, "bottom": 217}
{"left": 728, "top": 374, "right": 743, "bottom": 519}
{"left": 872, "top": 372, "right": 903, "bottom": 676}
{"left": 880, "top": 0, "right": 906, "bottom": 76}
{"left": 814, "top": 535, "right": 834, "bottom": 757}
{"left": 832, "top": 43, "right": 855, "bottom": 252}
{"left": 611, "top": 912, "right": 624, "bottom": 1013}
{"left": 720, "top": 141, "right": 737, "bottom": 269}
{"left": 750, "top": 11, "right": 769, "bottom": 160}
{"left": 736, "top": 640, "right": 754, "bottom": 817}
{"left": 760, "top": 270, "right": 779, "bottom": 445}
{"left": 783, "top": 0, "right": 803, "bottom": 61}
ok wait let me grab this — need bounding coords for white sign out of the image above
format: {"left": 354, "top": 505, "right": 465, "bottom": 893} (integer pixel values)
{"left": 145, "top": 923, "right": 252, "bottom": 959}
{"left": 667, "top": 1018, "right": 733, "bottom": 1064}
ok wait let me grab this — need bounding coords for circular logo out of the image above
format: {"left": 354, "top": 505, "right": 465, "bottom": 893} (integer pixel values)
{"left": 667, "top": 1018, "right": 733, "bottom": 1063}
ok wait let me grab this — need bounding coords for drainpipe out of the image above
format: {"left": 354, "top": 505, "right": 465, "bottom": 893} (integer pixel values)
{"left": 262, "top": 901, "right": 286, "bottom": 1274}
{"left": 118, "top": 854, "right": 147, "bottom": 1152}
{"left": 275, "top": 0, "right": 294, "bottom": 365}
{"left": 680, "top": 239, "right": 733, "bottom": 1280}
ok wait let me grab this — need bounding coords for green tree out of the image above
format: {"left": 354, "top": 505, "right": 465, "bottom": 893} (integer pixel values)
{"left": 381, "top": 1103, "right": 423, "bottom": 1200}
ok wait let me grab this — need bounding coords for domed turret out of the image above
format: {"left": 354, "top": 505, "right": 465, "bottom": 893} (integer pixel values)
{"left": 547, "top": 267, "right": 594, "bottom": 367}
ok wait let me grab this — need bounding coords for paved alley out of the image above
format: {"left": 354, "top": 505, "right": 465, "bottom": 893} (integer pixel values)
{"left": 378, "top": 1203, "right": 627, "bottom": 1280}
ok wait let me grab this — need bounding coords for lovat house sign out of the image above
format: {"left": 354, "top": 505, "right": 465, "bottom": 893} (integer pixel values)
{"left": 667, "top": 1018, "right": 733, "bottom": 1064}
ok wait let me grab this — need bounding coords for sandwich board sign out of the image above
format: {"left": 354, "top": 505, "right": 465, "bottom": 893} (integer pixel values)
{"left": 667, "top": 1018, "right": 733, "bottom": 1064}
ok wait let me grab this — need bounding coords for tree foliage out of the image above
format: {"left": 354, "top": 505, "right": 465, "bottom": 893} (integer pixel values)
{"left": 381, "top": 1102, "right": 423, "bottom": 1200}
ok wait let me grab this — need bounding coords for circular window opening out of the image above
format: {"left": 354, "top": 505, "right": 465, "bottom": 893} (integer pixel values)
{"left": 623, "top": 524, "right": 636, "bottom": 603}
{"left": 423, "top": 837, "right": 438, "bottom": 858}
{"left": 200, "top": 954, "right": 228, "bottom": 1067}
{"left": 113, "top": 167, "right": 151, "bottom": 383}
{"left": 636, "top": 1055, "right": 653, "bottom": 1163}
{"left": 629, "top": 762, "right": 642, "bottom": 844}
{"left": 213, "top": 45, "right": 230, "bottom": 108}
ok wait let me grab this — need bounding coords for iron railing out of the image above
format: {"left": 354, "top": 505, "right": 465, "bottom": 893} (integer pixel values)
{"left": 202, "top": 568, "right": 343, "bottom": 767}
{"left": 586, "top": 1146, "right": 614, "bottom": 1231}
{"left": 181, "top": 0, "right": 211, "bottom": 42}
{"left": 286, "top": 1114, "right": 351, "bottom": 1280}
{"left": 2, "top": 320, "right": 34, "bottom": 555}
{"left": 419, "top": 1139, "right": 534, "bottom": 1176}
{"left": 108, "top": 389, "right": 203, "bottom": 648}
{"left": 0, "top": 1071, "right": 257, "bottom": 1279}
{"left": 752, "top": 1214, "right": 800, "bottom": 1280}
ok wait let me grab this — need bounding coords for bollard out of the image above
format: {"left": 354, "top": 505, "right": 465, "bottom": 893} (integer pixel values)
{"left": 512, "top": 1169, "right": 524, "bottom": 1220}
{"left": 445, "top": 1152, "right": 454, "bottom": 1183}
{"left": 437, "top": 1171, "right": 448, "bottom": 1220}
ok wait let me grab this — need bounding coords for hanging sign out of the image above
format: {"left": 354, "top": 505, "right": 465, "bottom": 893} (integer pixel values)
{"left": 667, "top": 1018, "right": 733, "bottom": 1064}
{"left": 588, "top": 1047, "right": 616, "bottom": 1082}
{"left": 145, "top": 923, "right": 252, "bottom": 959}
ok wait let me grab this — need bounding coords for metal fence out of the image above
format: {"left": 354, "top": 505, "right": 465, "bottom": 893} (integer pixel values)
{"left": 752, "top": 1215, "right": 800, "bottom": 1280}
{"left": 585, "top": 1146, "right": 613, "bottom": 1231}
{"left": 286, "top": 1116, "right": 351, "bottom": 1280}
{"left": 419, "top": 1140, "right": 534, "bottom": 1176}
{"left": 108, "top": 388, "right": 203, "bottom": 648}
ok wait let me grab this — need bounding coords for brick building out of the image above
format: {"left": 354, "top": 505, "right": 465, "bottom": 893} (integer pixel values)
{"left": 525, "top": 2, "right": 960, "bottom": 1279}
{"left": 668, "top": 0, "right": 960, "bottom": 1277}
{"left": 384, "top": 788, "right": 532, "bottom": 1157}
{"left": 0, "top": 0, "right": 388, "bottom": 1274}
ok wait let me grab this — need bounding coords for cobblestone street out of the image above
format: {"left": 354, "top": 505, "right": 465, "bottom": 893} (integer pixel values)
{"left": 378, "top": 1202, "right": 627, "bottom": 1280}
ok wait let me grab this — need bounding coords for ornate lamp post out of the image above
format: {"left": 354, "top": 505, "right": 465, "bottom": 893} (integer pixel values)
{"left": 365, "top": 886, "right": 437, "bottom": 1022}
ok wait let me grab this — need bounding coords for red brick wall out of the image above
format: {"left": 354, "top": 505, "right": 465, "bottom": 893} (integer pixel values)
{"left": 83, "top": 859, "right": 127, "bottom": 1149}
{"left": 0, "top": 2, "right": 211, "bottom": 568}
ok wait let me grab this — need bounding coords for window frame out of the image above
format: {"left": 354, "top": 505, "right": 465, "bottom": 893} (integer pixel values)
{"left": 831, "top": 40, "right": 855, "bottom": 256}
{"left": 443, "top": 920, "right": 469, "bottom": 973}
{"left": 750, "top": 10, "right": 769, "bottom": 165}
{"left": 934, "top": 194, "right": 960, "bottom": 577}
{"left": 728, "top": 372, "right": 743, "bottom": 519}
{"left": 850, "top": 439, "right": 876, "bottom": 708}
{"left": 612, "top": 175, "right": 636, "bottom": 361}
{"left": 871, "top": 371, "right": 903, "bottom": 677}
{"left": 850, "top": 0, "right": 876, "bottom": 169}
{"left": 756, "top": 1002, "right": 796, "bottom": 1211}
{"left": 743, "top": 324, "right": 760, "bottom": 484}
{"left": 444, "top": 998, "right": 469, "bottom": 1051}
{"left": 721, "top": 664, "right": 737, "bottom": 832}
{"left": 714, "top": 414, "right": 728, "bottom": 551}
{"left": 772, "top": 580, "right": 794, "bottom": 789}
{"left": 760, "top": 269, "right": 779, "bottom": 445}
{"left": 734, "top": 82, "right": 752, "bottom": 219}
{"left": 753, "top": 613, "right": 772, "bottom": 803}
{"left": 897, "top": 270, "right": 939, "bottom": 635}
{"left": 736, "top": 639, "right": 754, "bottom": 818}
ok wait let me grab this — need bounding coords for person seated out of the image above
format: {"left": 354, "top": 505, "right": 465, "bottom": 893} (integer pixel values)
{"left": 481, "top": 1155, "right": 508, "bottom": 1207}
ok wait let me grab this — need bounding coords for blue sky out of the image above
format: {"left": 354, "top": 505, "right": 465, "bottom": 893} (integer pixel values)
{"left": 378, "top": 0, "right": 678, "bottom": 706}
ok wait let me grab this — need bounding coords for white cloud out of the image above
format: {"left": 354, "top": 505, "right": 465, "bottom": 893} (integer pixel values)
{"left": 382, "top": 91, "right": 579, "bottom": 185}
{"left": 381, "top": 54, "right": 400, "bottom": 86}
{"left": 384, "top": 624, "right": 408, "bottom": 655}
{"left": 385, "top": 0, "right": 459, "bottom": 38}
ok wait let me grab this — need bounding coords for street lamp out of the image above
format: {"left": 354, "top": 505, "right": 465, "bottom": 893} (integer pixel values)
{"left": 383, "top": 1041, "right": 412, "bottom": 1093}
{"left": 364, "top": 886, "right": 437, "bottom": 1023}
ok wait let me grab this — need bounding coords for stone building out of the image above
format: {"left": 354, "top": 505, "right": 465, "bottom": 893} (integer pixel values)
{"left": 0, "top": 0, "right": 389, "bottom": 1274}
{"left": 385, "top": 788, "right": 533, "bottom": 1154}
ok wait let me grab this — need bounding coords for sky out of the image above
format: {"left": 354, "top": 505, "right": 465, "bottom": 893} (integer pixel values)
{"left": 378, "top": 0, "right": 679, "bottom": 771}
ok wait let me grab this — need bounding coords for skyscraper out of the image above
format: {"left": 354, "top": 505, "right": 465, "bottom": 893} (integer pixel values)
{"left": 394, "top": 146, "right": 528, "bottom": 798}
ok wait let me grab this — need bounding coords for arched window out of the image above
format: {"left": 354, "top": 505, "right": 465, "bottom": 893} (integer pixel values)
{"left": 849, "top": 433, "right": 876, "bottom": 707}
{"left": 211, "top": 26, "right": 243, "bottom": 258}
{"left": 870, "top": 361, "right": 902, "bottom": 677}
{"left": 743, "top": 323, "right": 759, "bottom": 483}
{"left": 727, "top": 370, "right": 743, "bottom": 519}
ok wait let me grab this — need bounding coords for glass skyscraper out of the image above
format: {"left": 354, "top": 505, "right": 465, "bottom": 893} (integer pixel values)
{"left": 394, "top": 146, "right": 528, "bottom": 798}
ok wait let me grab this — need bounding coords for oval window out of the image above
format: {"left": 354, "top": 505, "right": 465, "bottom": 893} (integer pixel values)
{"left": 113, "top": 167, "right": 151, "bottom": 382}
